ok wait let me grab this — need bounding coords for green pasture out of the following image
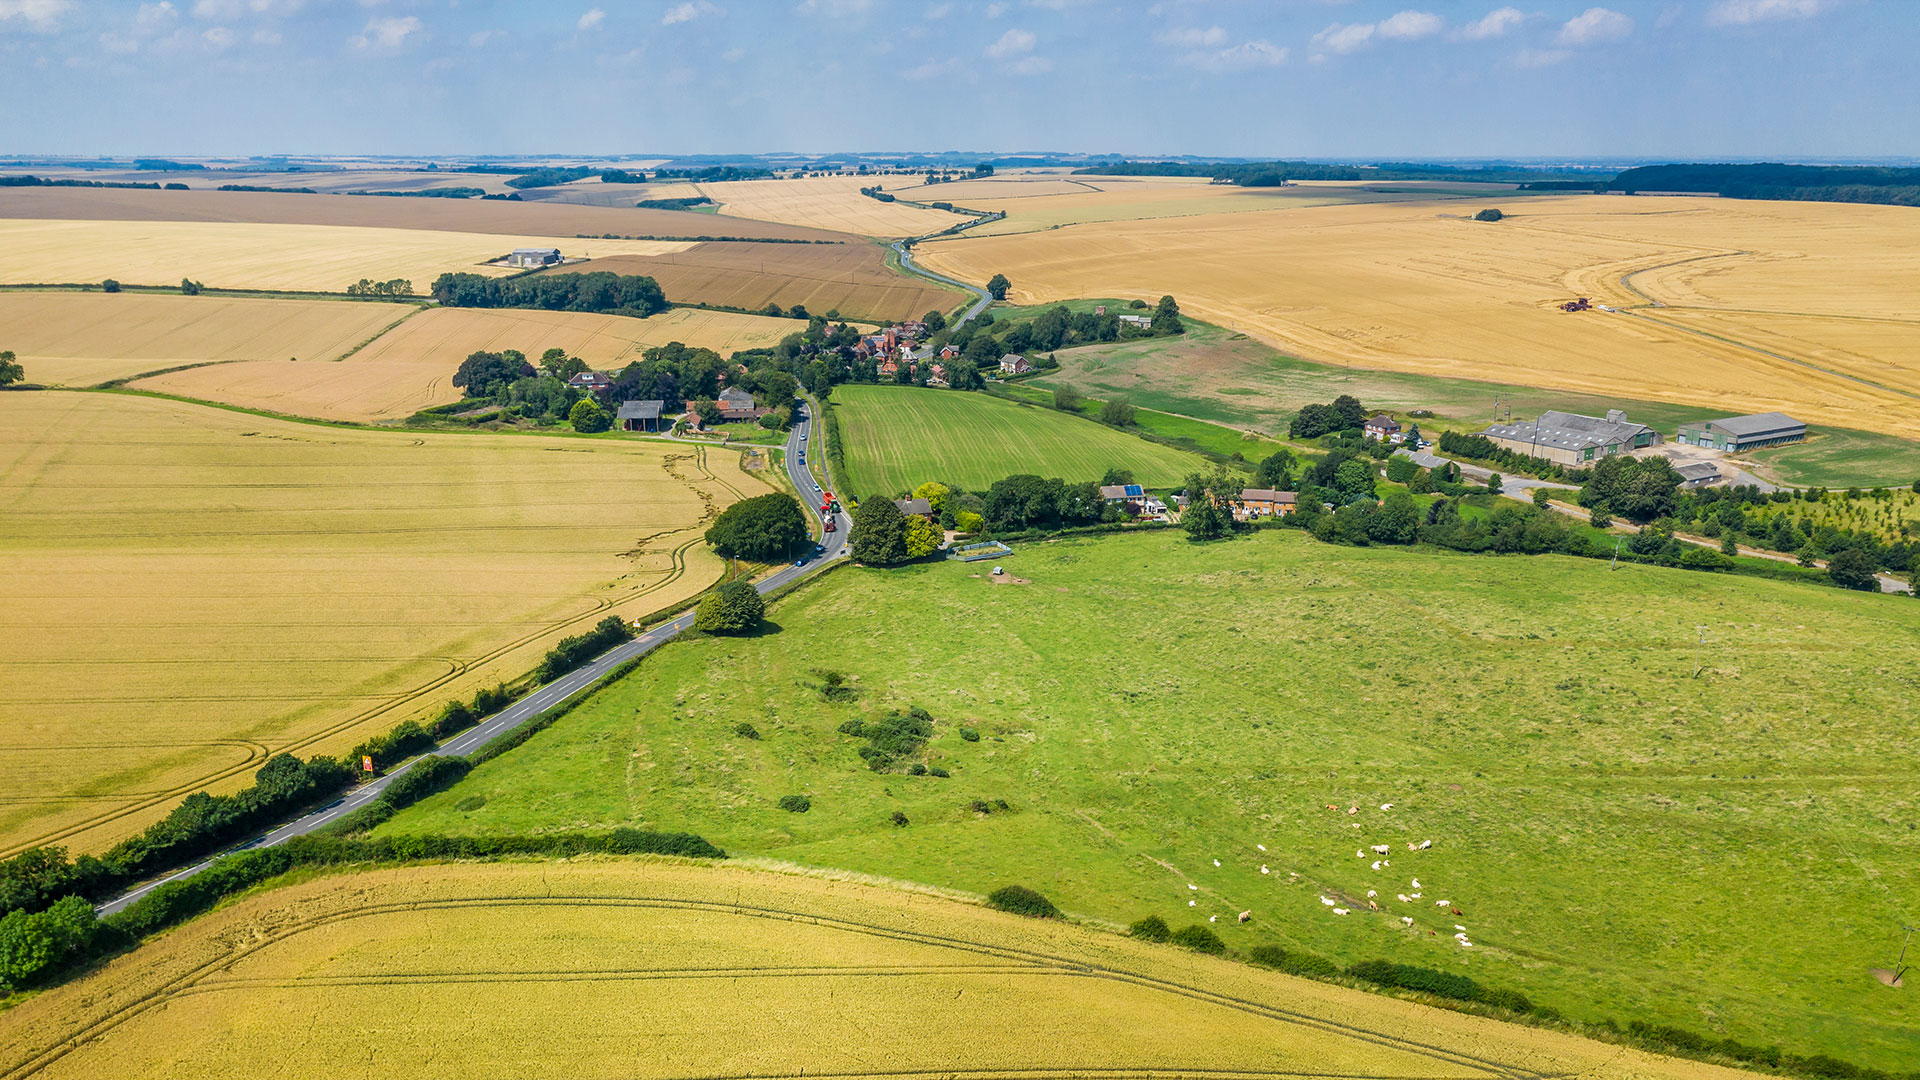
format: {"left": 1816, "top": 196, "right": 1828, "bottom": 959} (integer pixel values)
{"left": 384, "top": 529, "right": 1919, "bottom": 1068}
{"left": 828, "top": 383, "right": 1205, "bottom": 495}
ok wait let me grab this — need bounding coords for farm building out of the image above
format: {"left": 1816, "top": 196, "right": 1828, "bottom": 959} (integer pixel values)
{"left": 1118, "top": 314, "right": 1152, "bottom": 329}
{"left": 617, "top": 399, "right": 665, "bottom": 433}
{"left": 506, "top": 248, "right": 562, "bottom": 269}
{"left": 716, "top": 386, "right": 762, "bottom": 422}
{"left": 1675, "top": 460, "right": 1722, "bottom": 488}
{"left": 1477, "top": 409, "right": 1659, "bottom": 466}
{"left": 999, "top": 354, "right": 1032, "bottom": 376}
{"left": 1237, "top": 489, "right": 1297, "bottom": 519}
{"left": 1675, "top": 412, "right": 1806, "bottom": 451}
{"left": 1363, "top": 414, "right": 1404, "bottom": 444}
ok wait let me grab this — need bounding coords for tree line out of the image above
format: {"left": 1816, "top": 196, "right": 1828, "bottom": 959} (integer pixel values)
{"left": 1609, "top": 163, "right": 1920, "bottom": 208}
{"left": 429, "top": 270, "right": 667, "bottom": 317}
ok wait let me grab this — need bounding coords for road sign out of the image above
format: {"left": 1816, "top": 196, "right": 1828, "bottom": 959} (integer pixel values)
{"left": 362, "top": 755, "right": 374, "bottom": 772}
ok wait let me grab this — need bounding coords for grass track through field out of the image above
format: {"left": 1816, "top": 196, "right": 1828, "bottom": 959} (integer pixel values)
{"left": 832, "top": 384, "right": 1205, "bottom": 495}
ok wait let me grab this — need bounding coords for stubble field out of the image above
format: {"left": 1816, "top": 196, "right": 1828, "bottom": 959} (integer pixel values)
{"left": 0, "top": 291, "right": 414, "bottom": 388}
{"left": 383, "top": 529, "right": 1920, "bottom": 1068}
{"left": 915, "top": 195, "right": 1920, "bottom": 437}
{"left": 131, "top": 305, "right": 810, "bottom": 422}
{"left": 0, "top": 219, "right": 694, "bottom": 293}
{"left": 0, "top": 391, "right": 765, "bottom": 856}
{"left": 699, "top": 174, "right": 969, "bottom": 237}
{"left": 0, "top": 859, "right": 1756, "bottom": 1080}
{"left": 830, "top": 384, "right": 1207, "bottom": 495}
{"left": 559, "top": 243, "right": 965, "bottom": 324}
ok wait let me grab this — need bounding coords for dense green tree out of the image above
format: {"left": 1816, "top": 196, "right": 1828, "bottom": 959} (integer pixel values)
{"left": 179, "top": 278, "right": 202, "bottom": 296}
{"left": 903, "top": 516, "right": 942, "bottom": 558}
{"left": 1254, "top": 449, "right": 1296, "bottom": 491}
{"left": 1151, "top": 294, "right": 1184, "bottom": 334}
{"left": 1180, "top": 469, "right": 1238, "bottom": 541}
{"left": 1052, "top": 387, "right": 1082, "bottom": 412}
{"left": 1485, "top": 472, "right": 1504, "bottom": 495}
{"left": 849, "top": 495, "right": 911, "bottom": 565}
{"left": 539, "top": 348, "right": 587, "bottom": 382}
{"left": 1826, "top": 547, "right": 1880, "bottom": 591}
{"left": 1532, "top": 486, "right": 1553, "bottom": 508}
{"left": 1100, "top": 468, "right": 1136, "bottom": 487}
{"left": 1579, "top": 457, "right": 1680, "bottom": 522}
{"left": 1333, "top": 459, "right": 1376, "bottom": 501}
{"left": 1475, "top": 208, "right": 1505, "bottom": 222}
{"left": 0, "top": 895, "right": 95, "bottom": 992}
{"left": 452, "top": 350, "right": 536, "bottom": 398}
{"left": 986, "top": 273, "right": 1010, "bottom": 301}
{"left": 101, "top": 279, "right": 120, "bottom": 293}
{"left": 921, "top": 309, "right": 947, "bottom": 332}
{"left": 694, "top": 579, "right": 765, "bottom": 633}
{"left": 1385, "top": 455, "right": 1419, "bottom": 485}
{"left": 430, "top": 271, "right": 667, "bottom": 317}
{"left": 911, "top": 482, "right": 951, "bottom": 516}
{"left": 1367, "top": 491, "right": 1420, "bottom": 543}
{"left": 1098, "top": 398, "right": 1136, "bottom": 426}
{"left": 568, "top": 398, "right": 611, "bottom": 433}
{"left": 0, "top": 350, "right": 22, "bottom": 387}
{"left": 705, "top": 493, "right": 809, "bottom": 562}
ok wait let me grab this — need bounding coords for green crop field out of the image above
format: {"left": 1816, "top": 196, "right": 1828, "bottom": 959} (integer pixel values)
{"left": 1010, "top": 307, "right": 1920, "bottom": 488}
{"left": 382, "top": 529, "right": 1920, "bottom": 1070}
{"left": 829, "top": 383, "right": 1207, "bottom": 496}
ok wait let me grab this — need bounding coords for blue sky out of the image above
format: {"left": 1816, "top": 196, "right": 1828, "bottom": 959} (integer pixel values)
{"left": 0, "top": 0, "right": 1910, "bottom": 159}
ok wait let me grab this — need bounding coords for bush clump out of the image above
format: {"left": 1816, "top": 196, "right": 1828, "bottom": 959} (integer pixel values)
{"left": 890, "top": 810, "right": 909, "bottom": 827}
{"left": 837, "top": 706, "right": 935, "bottom": 771}
{"left": 734, "top": 722, "right": 761, "bottom": 740}
{"left": 985, "top": 885, "right": 1060, "bottom": 919}
{"left": 1169, "top": 924, "right": 1226, "bottom": 955}
{"left": 1129, "top": 914, "right": 1171, "bottom": 942}
{"left": 1347, "top": 959, "right": 1483, "bottom": 1004}
{"left": 535, "top": 615, "right": 633, "bottom": 681}
{"left": 958, "top": 727, "right": 980, "bottom": 742}
{"left": 693, "top": 580, "right": 764, "bottom": 635}
{"left": 908, "top": 763, "right": 927, "bottom": 776}
{"left": 928, "top": 766, "right": 950, "bottom": 778}
{"left": 776, "top": 794, "right": 811, "bottom": 813}
{"left": 1247, "top": 944, "right": 1339, "bottom": 979}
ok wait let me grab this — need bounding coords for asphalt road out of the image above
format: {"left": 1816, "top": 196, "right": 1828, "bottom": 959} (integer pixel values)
{"left": 97, "top": 408, "right": 850, "bottom": 917}
{"left": 893, "top": 223, "right": 996, "bottom": 361}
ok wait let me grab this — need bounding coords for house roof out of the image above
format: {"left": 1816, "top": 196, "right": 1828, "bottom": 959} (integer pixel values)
{"left": 1395, "top": 449, "right": 1447, "bottom": 469}
{"left": 1703, "top": 411, "right": 1805, "bottom": 437}
{"left": 1364, "top": 414, "right": 1400, "bottom": 428}
{"left": 617, "top": 400, "right": 664, "bottom": 420}
{"left": 1675, "top": 461, "right": 1721, "bottom": 481}
{"left": 1099, "top": 484, "right": 1146, "bottom": 499}
{"left": 1240, "top": 488, "right": 1297, "bottom": 503}
{"left": 1478, "top": 410, "right": 1653, "bottom": 453}
{"left": 718, "top": 386, "right": 754, "bottom": 406}
{"left": 894, "top": 498, "right": 933, "bottom": 516}
{"left": 510, "top": 247, "right": 560, "bottom": 257}
{"left": 1000, "top": 353, "right": 1026, "bottom": 363}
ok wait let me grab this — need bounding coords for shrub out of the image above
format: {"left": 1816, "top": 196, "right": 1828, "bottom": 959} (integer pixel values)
{"left": 1348, "top": 959, "right": 1483, "bottom": 1003}
{"left": 734, "top": 722, "right": 761, "bottom": 740}
{"left": 379, "top": 755, "right": 471, "bottom": 810}
{"left": 840, "top": 706, "right": 934, "bottom": 771}
{"left": 908, "top": 763, "right": 928, "bottom": 776}
{"left": 812, "top": 669, "right": 858, "bottom": 703}
{"left": 890, "top": 810, "right": 909, "bottom": 827}
{"left": 694, "top": 580, "right": 765, "bottom": 634}
{"left": 1169, "top": 924, "right": 1226, "bottom": 955}
{"left": 1129, "top": 914, "right": 1171, "bottom": 942}
{"left": 959, "top": 727, "right": 980, "bottom": 742}
{"left": 928, "top": 766, "right": 950, "bottom": 778}
{"left": 1475, "top": 207, "right": 1504, "bottom": 222}
{"left": 0, "top": 895, "right": 97, "bottom": 992}
{"left": 705, "top": 493, "right": 810, "bottom": 562}
{"left": 970, "top": 799, "right": 993, "bottom": 814}
{"left": 569, "top": 398, "right": 611, "bottom": 433}
{"left": 535, "top": 615, "right": 633, "bottom": 680}
{"left": 1482, "top": 987, "right": 1535, "bottom": 1014}
{"left": 101, "top": 278, "right": 120, "bottom": 293}
{"left": 985, "top": 885, "right": 1059, "bottom": 919}
{"left": 1247, "top": 944, "right": 1339, "bottom": 978}
{"left": 777, "top": 794, "right": 811, "bottom": 813}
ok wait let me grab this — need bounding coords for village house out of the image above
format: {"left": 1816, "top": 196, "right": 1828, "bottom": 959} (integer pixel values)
{"left": 617, "top": 399, "right": 666, "bottom": 433}
{"left": 1098, "top": 483, "right": 1148, "bottom": 515}
{"left": 939, "top": 343, "right": 961, "bottom": 360}
{"left": 893, "top": 497, "right": 935, "bottom": 520}
{"left": 999, "top": 353, "right": 1032, "bottom": 376}
{"left": 567, "top": 371, "right": 612, "bottom": 396}
{"left": 877, "top": 358, "right": 899, "bottom": 377}
{"left": 927, "top": 363, "right": 949, "bottom": 388}
{"left": 1237, "top": 488, "right": 1297, "bottom": 520}
{"left": 1363, "top": 414, "right": 1404, "bottom": 444}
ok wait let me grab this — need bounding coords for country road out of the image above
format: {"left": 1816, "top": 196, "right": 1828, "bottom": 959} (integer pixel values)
{"left": 892, "top": 217, "right": 997, "bottom": 360}
{"left": 96, "top": 404, "right": 851, "bottom": 917}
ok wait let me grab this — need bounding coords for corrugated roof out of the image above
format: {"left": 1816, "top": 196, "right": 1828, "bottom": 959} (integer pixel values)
{"left": 1478, "top": 410, "right": 1652, "bottom": 452}
{"left": 617, "top": 400, "right": 664, "bottom": 420}
{"left": 1706, "top": 412, "right": 1805, "bottom": 437}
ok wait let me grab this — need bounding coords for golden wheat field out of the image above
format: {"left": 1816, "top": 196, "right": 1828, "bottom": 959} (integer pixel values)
{"left": 0, "top": 392, "right": 765, "bottom": 857}
{"left": 699, "top": 174, "right": 968, "bottom": 237}
{"left": 0, "top": 219, "right": 694, "bottom": 293}
{"left": 560, "top": 243, "right": 965, "bottom": 324}
{"left": 131, "top": 306, "right": 810, "bottom": 422}
{"left": 0, "top": 860, "right": 1755, "bottom": 1080}
{"left": 0, "top": 291, "right": 413, "bottom": 387}
{"left": 917, "top": 194, "right": 1920, "bottom": 435}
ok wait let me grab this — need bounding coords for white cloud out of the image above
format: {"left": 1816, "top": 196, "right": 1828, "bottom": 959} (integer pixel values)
{"left": 137, "top": 2, "right": 179, "bottom": 30}
{"left": 795, "top": 0, "right": 873, "bottom": 15}
{"left": 923, "top": 2, "right": 952, "bottom": 18}
{"left": 1708, "top": 0, "right": 1832, "bottom": 25}
{"left": 1455, "top": 6, "right": 1524, "bottom": 41}
{"left": 468, "top": 28, "right": 504, "bottom": 47}
{"left": 720, "top": 45, "right": 744, "bottom": 60}
{"left": 985, "top": 27, "right": 1035, "bottom": 57}
{"left": 1377, "top": 10, "right": 1442, "bottom": 40}
{"left": 577, "top": 8, "right": 604, "bottom": 30}
{"left": 190, "top": 0, "right": 302, "bottom": 18}
{"left": 1186, "top": 38, "right": 1287, "bottom": 71}
{"left": 985, "top": 2, "right": 1008, "bottom": 17}
{"left": 202, "top": 24, "right": 232, "bottom": 46}
{"left": 1311, "top": 21, "right": 1374, "bottom": 54}
{"left": 99, "top": 32, "right": 140, "bottom": 52}
{"left": 0, "top": 0, "right": 74, "bottom": 31}
{"left": 1156, "top": 25, "right": 1228, "bottom": 48}
{"left": 1513, "top": 46, "right": 1570, "bottom": 66}
{"left": 249, "top": 26, "right": 279, "bottom": 44}
{"left": 1557, "top": 7, "right": 1632, "bottom": 45}
{"left": 662, "top": 1, "right": 720, "bottom": 25}
{"left": 350, "top": 14, "right": 420, "bottom": 49}
{"left": 1004, "top": 54, "right": 1052, "bottom": 75}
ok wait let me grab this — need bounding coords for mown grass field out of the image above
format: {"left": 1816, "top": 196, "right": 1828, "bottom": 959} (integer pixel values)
{"left": 0, "top": 391, "right": 765, "bottom": 856}
{"left": 0, "top": 291, "right": 414, "bottom": 388}
{"left": 385, "top": 529, "right": 1919, "bottom": 1068}
{"left": 132, "top": 305, "right": 809, "bottom": 423}
{"left": 918, "top": 194, "right": 1920, "bottom": 438}
{"left": 0, "top": 859, "right": 1756, "bottom": 1080}
{"left": 1746, "top": 428, "right": 1920, "bottom": 489}
{"left": 830, "top": 383, "right": 1207, "bottom": 495}
{"left": 0, "top": 219, "right": 693, "bottom": 293}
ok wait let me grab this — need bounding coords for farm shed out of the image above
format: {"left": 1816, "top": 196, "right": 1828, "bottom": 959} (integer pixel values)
{"left": 1675, "top": 412, "right": 1807, "bottom": 451}
{"left": 618, "top": 399, "right": 665, "bottom": 432}
{"left": 1675, "top": 461, "right": 1722, "bottom": 488}
{"left": 507, "top": 247, "right": 562, "bottom": 269}
{"left": 1477, "top": 409, "right": 1659, "bottom": 466}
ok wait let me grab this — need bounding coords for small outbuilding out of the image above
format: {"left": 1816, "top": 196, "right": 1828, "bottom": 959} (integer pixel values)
{"left": 1675, "top": 460, "right": 1722, "bottom": 488}
{"left": 617, "top": 399, "right": 665, "bottom": 432}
